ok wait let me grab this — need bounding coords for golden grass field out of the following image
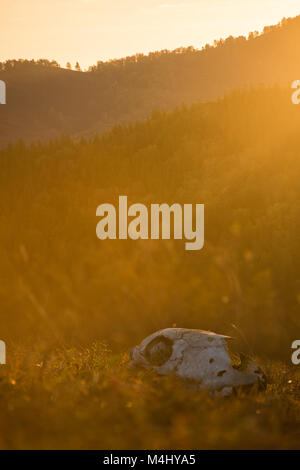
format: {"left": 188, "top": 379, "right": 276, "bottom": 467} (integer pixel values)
{"left": 1, "top": 85, "right": 300, "bottom": 449}
{"left": 0, "top": 343, "right": 299, "bottom": 450}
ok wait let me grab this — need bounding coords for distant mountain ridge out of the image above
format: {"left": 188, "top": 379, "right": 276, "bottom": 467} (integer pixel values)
{"left": 1, "top": 15, "right": 300, "bottom": 148}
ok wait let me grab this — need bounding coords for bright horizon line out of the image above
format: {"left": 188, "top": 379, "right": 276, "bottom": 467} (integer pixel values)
{"left": 1, "top": 14, "right": 295, "bottom": 72}
{"left": 1, "top": 0, "right": 300, "bottom": 70}
{"left": 64, "top": 14, "right": 299, "bottom": 70}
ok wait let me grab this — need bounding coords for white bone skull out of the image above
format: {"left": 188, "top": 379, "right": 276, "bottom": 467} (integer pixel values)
{"left": 129, "top": 328, "right": 267, "bottom": 395}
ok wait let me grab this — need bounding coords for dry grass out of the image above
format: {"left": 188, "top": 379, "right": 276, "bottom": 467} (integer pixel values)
{"left": 0, "top": 342, "right": 299, "bottom": 450}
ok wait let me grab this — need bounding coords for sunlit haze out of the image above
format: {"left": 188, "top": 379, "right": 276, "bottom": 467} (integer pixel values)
{"left": 1, "top": 0, "right": 300, "bottom": 69}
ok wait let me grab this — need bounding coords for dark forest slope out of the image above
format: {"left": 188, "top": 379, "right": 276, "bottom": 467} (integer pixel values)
{"left": 1, "top": 85, "right": 299, "bottom": 358}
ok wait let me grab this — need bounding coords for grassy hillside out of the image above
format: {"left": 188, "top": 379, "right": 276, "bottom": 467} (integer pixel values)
{"left": 0, "top": 344, "right": 299, "bottom": 449}
{"left": 1, "top": 85, "right": 300, "bottom": 360}
{"left": 1, "top": 15, "right": 300, "bottom": 147}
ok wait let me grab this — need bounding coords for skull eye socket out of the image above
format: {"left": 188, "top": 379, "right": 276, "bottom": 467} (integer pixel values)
{"left": 145, "top": 336, "right": 173, "bottom": 366}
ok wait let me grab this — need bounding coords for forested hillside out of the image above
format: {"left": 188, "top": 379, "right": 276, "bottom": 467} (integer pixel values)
{"left": 1, "top": 15, "right": 300, "bottom": 147}
{"left": 1, "top": 84, "right": 299, "bottom": 359}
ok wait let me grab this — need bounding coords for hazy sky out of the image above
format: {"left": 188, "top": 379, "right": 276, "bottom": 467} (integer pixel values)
{"left": 1, "top": 0, "right": 300, "bottom": 69}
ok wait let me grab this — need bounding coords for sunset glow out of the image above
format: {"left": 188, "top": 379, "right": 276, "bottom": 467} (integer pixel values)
{"left": 1, "top": 0, "right": 300, "bottom": 69}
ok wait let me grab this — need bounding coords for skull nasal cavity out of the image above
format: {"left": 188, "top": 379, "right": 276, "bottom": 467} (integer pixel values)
{"left": 145, "top": 336, "right": 173, "bottom": 366}
{"left": 217, "top": 370, "right": 227, "bottom": 377}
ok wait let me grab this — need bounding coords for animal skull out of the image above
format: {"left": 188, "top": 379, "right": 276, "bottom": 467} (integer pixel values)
{"left": 129, "top": 328, "right": 267, "bottom": 396}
